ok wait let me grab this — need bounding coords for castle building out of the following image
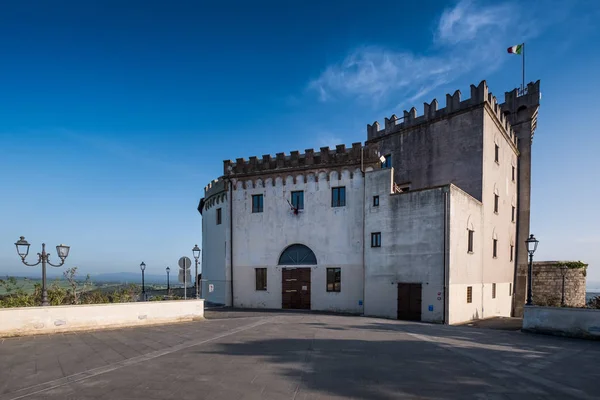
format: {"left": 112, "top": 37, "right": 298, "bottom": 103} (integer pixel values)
{"left": 198, "top": 80, "right": 540, "bottom": 324}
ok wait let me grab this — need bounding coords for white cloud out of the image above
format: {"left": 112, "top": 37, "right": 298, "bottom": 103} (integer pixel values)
{"left": 308, "top": 0, "right": 542, "bottom": 107}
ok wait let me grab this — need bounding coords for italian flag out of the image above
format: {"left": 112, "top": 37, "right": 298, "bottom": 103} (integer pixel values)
{"left": 507, "top": 44, "right": 523, "bottom": 55}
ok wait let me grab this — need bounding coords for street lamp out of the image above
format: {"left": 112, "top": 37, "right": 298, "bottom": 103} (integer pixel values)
{"left": 560, "top": 264, "right": 568, "bottom": 307}
{"left": 140, "top": 262, "right": 146, "bottom": 301}
{"left": 525, "top": 234, "right": 539, "bottom": 306}
{"left": 14, "top": 236, "right": 70, "bottom": 306}
{"left": 192, "top": 244, "right": 201, "bottom": 299}
{"left": 166, "top": 266, "right": 171, "bottom": 294}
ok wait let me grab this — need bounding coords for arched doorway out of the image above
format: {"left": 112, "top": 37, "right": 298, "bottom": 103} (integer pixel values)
{"left": 279, "top": 244, "right": 316, "bottom": 309}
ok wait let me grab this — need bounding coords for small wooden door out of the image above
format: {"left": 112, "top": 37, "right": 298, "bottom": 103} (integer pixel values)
{"left": 397, "top": 283, "right": 422, "bottom": 321}
{"left": 282, "top": 268, "right": 311, "bottom": 309}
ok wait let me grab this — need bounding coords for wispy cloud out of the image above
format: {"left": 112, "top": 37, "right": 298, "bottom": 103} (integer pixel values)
{"left": 308, "top": 0, "right": 551, "bottom": 108}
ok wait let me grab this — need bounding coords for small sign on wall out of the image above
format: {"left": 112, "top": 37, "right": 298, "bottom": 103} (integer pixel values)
{"left": 302, "top": 285, "right": 307, "bottom": 291}
{"left": 428, "top": 305, "right": 434, "bottom": 312}
{"left": 209, "top": 284, "right": 214, "bottom": 293}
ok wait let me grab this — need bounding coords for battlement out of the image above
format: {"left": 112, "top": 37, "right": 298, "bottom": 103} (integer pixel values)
{"left": 500, "top": 80, "right": 541, "bottom": 113}
{"left": 367, "top": 80, "right": 521, "bottom": 145}
{"left": 204, "top": 177, "right": 226, "bottom": 198}
{"left": 223, "top": 142, "right": 380, "bottom": 177}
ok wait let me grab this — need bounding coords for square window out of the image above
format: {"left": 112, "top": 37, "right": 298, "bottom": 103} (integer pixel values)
{"left": 494, "top": 194, "right": 499, "bottom": 213}
{"left": 373, "top": 195, "right": 380, "bottom": 207}
{"left": 492, "top": 283, "right": 496, "bottom": 299}
{"left": 512, "top": 206, "right": 515, "bottom": 222}
{"left": 291, "top": 191, "right": 304, "bottom": 210}
{"left": 255, "top": 268, "right": 267, "bottom": 291}
{"left": 326, "top": 268, "right": 341, "bottom": 292}
{"left": 510, "top": 245, "right": 514, "bottom": 262}
{"left": 468, "top": 229, "right": 474, "bottom": 253}
{"left": 252, "top": 194, "right": 263, "bottom": 213}
{"left": 216, "top": 208, "right": 222, "bottom": 225}
{"left": 331, "top": 187, "right": 346, "bottom": 207}
{"left": 493, "top": 239, "right": 498, "bottom": 258}
{"left": 381, "top": 154, "right": 392, "bottom": 169}
{"left": 495, "top": 144, "right": 499, "bottom": 163}
{"left": 512, "top": 166, "right": 516, "bottom": 181}
{"left": 371, "top": 232, "right": 381, "bottom": 248}
{"left": 467, "top": 286, "right": 473, "bottom": 303}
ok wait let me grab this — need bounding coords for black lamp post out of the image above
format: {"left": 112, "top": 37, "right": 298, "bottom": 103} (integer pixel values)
{"left": 560, "top": 265, "right": 568, "bottom": 307}
{"left": 525, "top": 234, "right": 539, "bottom": 306}
{"left": 140, "top": 262, "right": 146, "bottom": 301}
{"left": 14, "top": 236, "right": 70, "bottom": 306}
{"left": 192, "top": 244, "right": 201, "bottom": 299}
{"left": 166, "top": 266, "right": 171, "bottom": 294}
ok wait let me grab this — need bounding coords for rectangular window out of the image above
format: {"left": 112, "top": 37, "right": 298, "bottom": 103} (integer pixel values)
{"left": 252, "top": 194, "right": 263, "bottom": 213}
{"left": 291, "top": 191, "right": 304, "bottom": 210}
{"left": 494, "top": 194, "right": 499, "bottom": 213}
{"left": 216, "top": 208, "right": 222, "bottom": 225}
{"left": 492, "top": 283, "right": 496, "bottom": 299}
{"left": 468, "top": 229, "right": 474, "bottom": 253}
{"left": 381, "top": 154, "right": 392, "bottom": 169}
{"left": 326, "top": 268, "right": 341, "bottom": 292}
{"left": 331, "top": 187, "right": 346, "bottom": 207}
{"left": 512, "top": 206, "right": 515, "bottom": 222}
{"left": 509, "top": 283, "right": 512, "bottom": 296}
{"left": 512, "top": 166, "right": 516, "bottom": 181}
{"left": 373, "top": 195, "right": 380, "bottom": 207}
{"left": 493, "top": 239, "right": 498, "bottom": 258}
{"left": 510, "top": 245, "right": 514, "bottom": 262}
{"left": 467, "top": 286, "right": 473, "bottom": 303}
{"left": 255, "top": 268, "right": 267, "bottom": 291}
{"left": 495, "top": 144, "right": 499, "bottom": 163}
{"left": 371, "top": 232, "right": 381, "bottom": 248}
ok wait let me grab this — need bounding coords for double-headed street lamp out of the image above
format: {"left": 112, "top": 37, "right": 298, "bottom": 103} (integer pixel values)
{"left": 525, "top": 234, "right": 539, "bottom": 306}
{"left": 192, "top": 244, "right": 201, "bottom": 299}
{"left": 166, "top": 266, "right": 171, "bottom": 293}
{"left": 14, "top": 236, "right": 70, "bottom": 306}
{"left": 140, "top": 262, "right": 146, "bottom": 300}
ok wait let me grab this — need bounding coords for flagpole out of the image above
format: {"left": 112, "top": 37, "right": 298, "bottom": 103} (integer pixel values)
{"left": 522, "top": 42, "right": 525, "bottom": 94}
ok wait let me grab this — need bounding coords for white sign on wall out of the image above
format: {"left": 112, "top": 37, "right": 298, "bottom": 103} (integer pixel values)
{"left": 209, "top": 284, "right": 215, "bottom": 293}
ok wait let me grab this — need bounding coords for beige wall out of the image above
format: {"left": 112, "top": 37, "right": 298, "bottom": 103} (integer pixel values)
{"left": 0, "top": 300, "right": 204, "bottom": 337}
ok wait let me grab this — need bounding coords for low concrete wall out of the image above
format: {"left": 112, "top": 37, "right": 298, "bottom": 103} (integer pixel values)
{"left": 0, "top": 300, "right": 204, "bottom": 337}
{"left": 522, "top": 305, "right": 600, "bottom": 340}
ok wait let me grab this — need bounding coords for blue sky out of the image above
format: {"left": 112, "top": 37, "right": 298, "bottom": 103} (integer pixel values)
{"left": 1, "top": 0, "right": 599, "bottom": 284}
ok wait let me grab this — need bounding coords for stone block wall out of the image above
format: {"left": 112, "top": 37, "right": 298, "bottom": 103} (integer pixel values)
{"left": 532, "top": 261, "right": 587, "bottom": 307}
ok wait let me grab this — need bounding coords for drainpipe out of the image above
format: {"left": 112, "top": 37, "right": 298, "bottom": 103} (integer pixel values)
{"left": 443, "top": 188, "right": 449, "bottom": 324}
{"left": 361, "top": 146, "right": 366, "bottom": 315}
{"left": 229, "top": 178, "right": 234, "bottom": 307}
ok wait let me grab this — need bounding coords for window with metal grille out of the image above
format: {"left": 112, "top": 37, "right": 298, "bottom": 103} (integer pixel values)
{"left": 331, "top": 187, "right": 346, "bottom": 207}
{"left": 467, "top": 286, "right": 473, "bottom": 303}
{"left": 494, "top": 194, "right": 499, "bottom": 213}
{"left": 495, "top": 144, "right": 499, "bottom": 163}
{"left": 373, "top": 196, "right": 379, "bottom": 207}
{"left": 371, "top": 232, "right": 381, "bottom": 248}
{"left": 252, "top": 194, "right": 263, "bottom": 213}
{"left": 326, "top": 268, "right": 341, "bottom": 292}
{"left": 216, "top": 208, "right": 222, "bottom": 225}
{"left": 468, "top": 229, "right": 474, "bottom": 253}
{"left": 493, "top": 239, "right": 498, "bottom": 258}
{"left": 492, "top": 283, "right": 496, "bottom": 299}
{"left": 255, "top": 268, "right": 267, "bottom": 291}
{"left": 291, "top": 191, "right": 304, "bottom": 210}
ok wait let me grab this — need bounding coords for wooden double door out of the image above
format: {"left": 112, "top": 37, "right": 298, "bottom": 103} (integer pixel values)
{"left": 282, "top": 268, "right": 311, "bottom": 309}
{"left": 397, "top": 283, "right": 422, "bottom": 321}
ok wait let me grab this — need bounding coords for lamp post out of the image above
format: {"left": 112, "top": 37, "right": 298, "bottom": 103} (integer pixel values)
{"left": 525, "top": 234, "right": 539, "bottom": 306}
{"left": 166, "top": 266, "right": 171, "bottom": 294}
{"left": 192, "top": 244, "right": 201, "bottom": 299}
{"left": 140, "top": 262, "right": 146, "bottom": 301}
{"left": 560, "top": 265, "right": 568, "bottom": 307}
{"left": 14, "top": 236, "right": 70, "bottom": 306}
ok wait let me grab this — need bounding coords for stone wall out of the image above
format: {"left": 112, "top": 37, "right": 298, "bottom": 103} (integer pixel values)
{"left": 532, "top": 261, "right": 587, "bottom": 307}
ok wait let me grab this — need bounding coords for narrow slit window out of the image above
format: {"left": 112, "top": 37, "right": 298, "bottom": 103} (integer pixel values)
{"left": 216, "top": 208, "right": 222, "bottom": 225}
{"left": 493, "top": 239, "right": 498, "bottom": 258}
{"left": 492, "top": 283, "right": 496, "bottom": 299}
{"left": 468, "top": 229, "right": 474, "bottom": 253}
{"left": 467, "top": 286, "right": 473, "bottom": 303}
{"left": 371, "top": 232, "right": 381, "bottom": 248}
{"left": 373, "top": 196, "right": 379, "bottom": 207}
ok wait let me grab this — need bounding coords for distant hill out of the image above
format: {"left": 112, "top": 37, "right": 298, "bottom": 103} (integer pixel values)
{"left": 90, "top": 272, "right": 167, "bottom": 284}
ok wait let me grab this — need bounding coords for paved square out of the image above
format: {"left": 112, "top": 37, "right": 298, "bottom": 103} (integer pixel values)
{"left": 1, "top": 310, "right": 598, "bottom": 399}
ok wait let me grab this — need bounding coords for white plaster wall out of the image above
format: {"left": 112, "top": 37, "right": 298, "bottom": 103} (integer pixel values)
{"left": 523, "top": 306, "right": 600, "bottom": 339}
{"left": 0, "top": 300, "right": 204, "bottom": 337}
{"left": 202, "top": 188, "right": 231, "bottom": 306}
{"left": 364, "top": 168, "right": 446, "bottom": 322}
{"left": 230, "top": 168, "right": 364, "bottom": 313}
{"left": 481, "top": 110, "right": 518, "bottom": 317}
